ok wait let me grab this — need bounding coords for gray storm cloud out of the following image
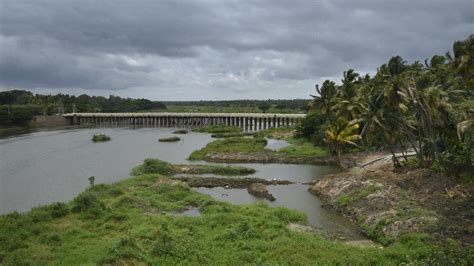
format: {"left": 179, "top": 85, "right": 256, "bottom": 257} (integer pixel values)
{"left": 0, "top": 0, "right": 472, "bottom": 100}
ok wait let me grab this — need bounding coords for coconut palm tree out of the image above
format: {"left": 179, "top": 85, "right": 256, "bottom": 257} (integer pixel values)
{"left": 310, "top": 80, "right": 337, "bottom": 116}
{"left": 324, "top": 119, "right": 361, "bottom": 169}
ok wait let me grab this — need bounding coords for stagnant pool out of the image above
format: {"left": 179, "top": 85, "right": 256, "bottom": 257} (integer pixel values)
{"left": 0, "top": 127, "right": 364, "bottom": 240}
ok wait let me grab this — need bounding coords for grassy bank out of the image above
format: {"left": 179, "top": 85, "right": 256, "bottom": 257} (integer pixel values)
{"left": 188, "top": 137, "right": 268, "bottom": 160}
{"left": 278, "top": 137, "right": 329, "bottom": 158}
{"left": 189, "top": 128, "right": 329, "bottom": 161}
{"left": 0, "top": 169, "right": 468, "bottom": 264}
{"left": 0, "top": 126, "right": 34, "bottom": 138}
{"left": 174, "top": 164, "right": 256, "bottom": 175}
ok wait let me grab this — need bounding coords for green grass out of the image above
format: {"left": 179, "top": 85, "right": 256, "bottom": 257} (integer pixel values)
{"left": 0, "top": 170, "right": 469, "bottom": 264}
{"left": 278, "top": 137, "right": 329, "bottom": 158}
{"left": 254, "top": 128, "right": 330, "bottom": 158}
{"left": 132, "top": 158, "right": 256, "bottom": 176}
{"left": 254, "top": 127, "right": 295, "bottom": 139}
{"left": 188, "top": 137, "right": 268, "bottom": 160}
{"left": 188, "top": 133, "right": 329, "bottom": 161}
{"left": 175, "top": 164, "right": 256, "bottom": 176}
{"left": 158, "top": 136, "right": 181, "bottom": 142}
{"left": 92, "top": 134, "right": 111, "bottom": 142}
{"left": 172, "top": 129, "right": 189, "bottom": 134}
{"left": 131, "top": 159, "right": 175, "bottom": 176}
{"left": 336, "top": 185, "right": 380, "bottom": 207}
{"left": 192, "top": 125, "right": 242, "bottom": 134}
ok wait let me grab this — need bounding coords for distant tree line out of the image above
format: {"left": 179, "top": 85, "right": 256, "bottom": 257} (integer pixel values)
{"left": 0, "top": 91, "right": 166, "bottom": 125}
{"left": 163, "top": 99, "right": 311, "bottom": 111}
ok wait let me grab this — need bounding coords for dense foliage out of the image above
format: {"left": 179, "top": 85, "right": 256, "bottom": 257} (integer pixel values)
{"left": 0, "top": 90, "right": 166, "bottom": 124}
{"left": 300, "top": 35, "right": 473, "bottom": 176}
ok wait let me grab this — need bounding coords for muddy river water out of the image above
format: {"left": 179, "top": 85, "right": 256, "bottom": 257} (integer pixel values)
{"left": 0, "top": 127, "right": 364, "bottom": 240}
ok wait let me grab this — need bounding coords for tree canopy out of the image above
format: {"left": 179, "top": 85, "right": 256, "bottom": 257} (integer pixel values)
{"left": 301, "top": 35, "right": 473, "bottom": 176}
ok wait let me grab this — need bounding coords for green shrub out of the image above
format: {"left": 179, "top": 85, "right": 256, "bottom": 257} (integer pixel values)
{"left": 132, "top": 158, "right": 174, "bottom": 175}
{"left": 71, "top": 191, "right": 106, "bottom": 218}
{"left": 49, "top": 202, "right": 70, "bottom": 218}
{"left": 92, "top": 134, "right": 111, "bottom": 142}
{"left": 106, "top": 235, "right": 145, "bottom": 262}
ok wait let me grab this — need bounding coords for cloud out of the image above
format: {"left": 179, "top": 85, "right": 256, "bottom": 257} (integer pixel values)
{"left": 0, "top": 0, "right": 472, "bottom": 100}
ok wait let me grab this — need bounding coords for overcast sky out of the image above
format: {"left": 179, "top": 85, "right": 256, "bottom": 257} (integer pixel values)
{"left": 0, "top": 0, "right": 472, "bottom": 100}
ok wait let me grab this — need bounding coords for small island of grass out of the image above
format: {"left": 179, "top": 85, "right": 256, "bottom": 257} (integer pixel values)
{"left": 131, "top": 158, "right": 256, "bottom": 176}
{"left": 159, "top": 136, "right": 181, "bottom": 142}
{"left": 172, "top": 129, "right": 189, "bottom": 134}
{"left": 92, "top": 134, "right": 111, "bottom": 142}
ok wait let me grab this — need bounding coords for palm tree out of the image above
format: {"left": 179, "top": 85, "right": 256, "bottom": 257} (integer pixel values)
{"left": 324, "top": 119, "right": 361, "bottom": 169}
{"left": 310, "top": 80, "right": 337, "bottom": 115}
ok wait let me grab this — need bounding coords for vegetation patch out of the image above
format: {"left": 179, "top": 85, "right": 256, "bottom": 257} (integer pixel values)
{"left": 132, "top": 158, "right": 256, "bottom": 176}
{"left": 132, "top": 159, "right": 175, "bottom": 176}
{"left": 336, "top": 185, "right": 380, "bottom": 207}
{"left": 172, "top": 129, "right": 188, "bottom": 134}
{"left": 211, "top": 132, "right": 254, "bottom": 138}
{"left": 188, "top": 137, "right": 268, "bottom": 160}
{"left": 92, "top": 134, "right": 111, "bottom": 142}
{"left": 174, "top": 164, "right": 256, "bottom": 176}
{"left": 0, "top": 168, "right": 469, "bottom": 264}
{"left": 278, "top": 137, "right": 329, "bottom": 158}
{"left": 192, "top": 125, "right": 242, "bottom": 134}
{"left": 158, "top": 136, "right": 180, "bottom": 142}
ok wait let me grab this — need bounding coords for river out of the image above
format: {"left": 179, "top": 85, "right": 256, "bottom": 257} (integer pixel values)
{"left": 0, "top": 127, "right": 364, "bottom": 240}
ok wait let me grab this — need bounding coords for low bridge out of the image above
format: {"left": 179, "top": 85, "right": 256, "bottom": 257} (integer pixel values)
{"left": 63, "top": 113, "right": 306, "bottom": 131}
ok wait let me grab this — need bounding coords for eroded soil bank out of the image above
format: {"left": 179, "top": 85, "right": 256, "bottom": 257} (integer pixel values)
{"left": 310, "top": 155, "right": 474, "bottom": 247}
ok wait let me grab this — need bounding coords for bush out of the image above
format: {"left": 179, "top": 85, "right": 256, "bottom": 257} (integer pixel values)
{"left": 49, "top": 202, "right": 70, "bottom": 218}
{"left": 132, "top": 158, "right": 175, "bottom": 175}
{"left": 71, "top": 191, "right": 106, "bottom": 218}
{"left": 297, "top": 111, "right": 327, "bottom": 146}
{"left": 92, "top": 134, "right": 111, "bottom": 142}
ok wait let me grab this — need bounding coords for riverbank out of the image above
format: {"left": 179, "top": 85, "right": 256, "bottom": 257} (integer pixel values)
{"left": 184, "top": 128, "right": 473, "bottom": 262}
{"left": 310, "top": 152, "right": 474, "bottom": 249}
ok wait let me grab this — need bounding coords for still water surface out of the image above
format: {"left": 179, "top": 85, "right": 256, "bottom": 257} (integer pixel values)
{"left": 0, "top": 127, "right": 363, "bottom": 239}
